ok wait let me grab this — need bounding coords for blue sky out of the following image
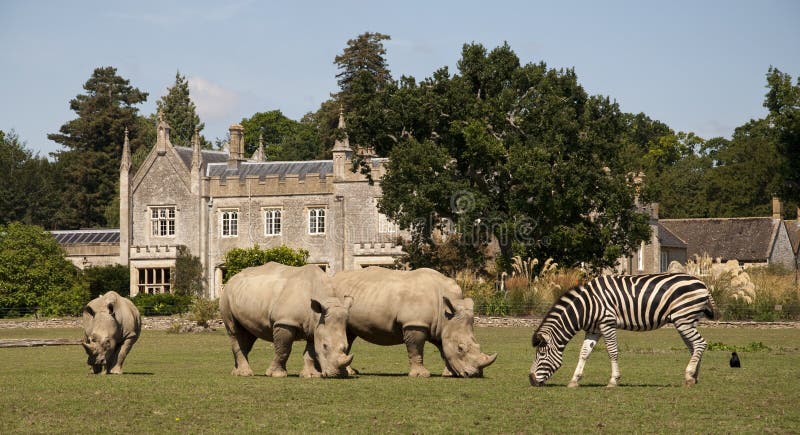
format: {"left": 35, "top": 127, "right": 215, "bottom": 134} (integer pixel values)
{"left": 1, "top": 0, "right": 798, "bottom": 157}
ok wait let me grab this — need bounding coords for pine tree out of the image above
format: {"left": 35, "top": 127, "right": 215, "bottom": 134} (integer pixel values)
{"left": 156, "top": 71, "right": 208, "bottom": 147}
{"left": 48, "top": 66, "right": 149, "bottom": 229}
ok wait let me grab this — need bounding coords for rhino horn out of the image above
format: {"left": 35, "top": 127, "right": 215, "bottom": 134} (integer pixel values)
{"left": 480, "top": 353, "right": 498, "bottom": 368}
{"left": 339, "top": 353, "right": 354, "bottom": 368}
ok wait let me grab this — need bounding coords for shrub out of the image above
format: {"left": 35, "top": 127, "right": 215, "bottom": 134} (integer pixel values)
{"left": 132, "top": 293, "right": 191, "bottom": 316}
{"left": 173, "top": 246, "right": 203, "bottom": 297}
{"left": 83, "top": 264, "right": 130, "bottom": 298}
{"left": 223, "top": 245, "right": 309, "bottom": 283}
{"left": 39, "top": 282, "right": 91, "bottom": 317}
{"left": 189, "top": 297, "right": 219, "bottom": 327}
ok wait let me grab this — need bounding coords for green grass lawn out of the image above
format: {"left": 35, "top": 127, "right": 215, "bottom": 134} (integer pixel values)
{"left": 1, "top": 325, "right": 798, "bottom": 433}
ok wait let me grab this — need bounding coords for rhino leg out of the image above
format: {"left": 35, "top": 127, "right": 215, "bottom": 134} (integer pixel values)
{"left": 403, "top": 326, "right": 430, "bottom": 378}
{"left": 345, "top": 332, "right": 359, "bottom": 376}
{"left": 266, "top": 325, "right": 295, "bottom": 377}
{"left": 109, "top": 337, "right": 138, "bottom": 375}
{"left": 433, "top": 342, "right": 455, "bottom": 377}
{"left": 227, "top": 323, "right": 257, "bottom": 376}
{"left": 300, "top": 340, "right": 322, "bottom": 378}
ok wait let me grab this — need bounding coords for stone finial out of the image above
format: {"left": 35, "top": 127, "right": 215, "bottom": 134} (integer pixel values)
{"left": 120, "top": 127, "right": 131, "bottom": 170}
{"left": 251, "top": 134, "right": 266, "bottom": 162}
{"left": 332, "top": 108, "right": 351, "bottom": 152}
{"left": 155, "top": 110, "right": 172, "bottom": 154}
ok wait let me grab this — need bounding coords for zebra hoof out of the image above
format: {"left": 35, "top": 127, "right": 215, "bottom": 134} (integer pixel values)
{"left": 605, "top": 383, "right": 617, "bottom": 388}
{"left": 684, "top": 378, "right": 696, "bottom": 387}
{"left": 567, "top": 381, "right": 580, "bottom": 388}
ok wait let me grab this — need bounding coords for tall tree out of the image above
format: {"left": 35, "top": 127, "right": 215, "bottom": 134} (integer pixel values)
{"left": 378, "top": 43, "right": 651, "bottom": 271}
{"left": 0, "top": 130, "right": 62, "bottom": 228}
{"left": 334, "top": 32, "right": 397, "bottom": 155}
{"left": 156, "top": 71, "right": 209, "bottom": 148}
{"left": 239, "top": 110, "right": 323, "bottom": 160}
{"left": 48, "top": 67, "right": 149, "bottom": 228}
{"left": 764, "top": 67, "right": 800, "bottom": 203}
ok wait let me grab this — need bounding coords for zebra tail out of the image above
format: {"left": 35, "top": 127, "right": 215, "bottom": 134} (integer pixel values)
{"left": 704, "top": 293, "right": 720, "bottom": 321}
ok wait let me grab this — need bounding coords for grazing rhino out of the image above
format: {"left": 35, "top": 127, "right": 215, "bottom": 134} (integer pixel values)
{"left": 220, "top": 262, "right": 353, "bottom": 378}
{"left": 332, "top": 267, "right": 497, "bottom": 378}
{"left": 82, "top": 291, "right": 141, "bottom": 374}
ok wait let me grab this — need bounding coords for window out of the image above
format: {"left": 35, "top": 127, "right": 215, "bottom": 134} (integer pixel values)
{"left": 151, "top": 207, "right": 175, "bottom": 237}
{"left": 308, "top": 208, "right": 326, "bottom": 234}
{"left": 221, "top": 209, "right": 238, "bottom": 237}
{"left": 137, "top": 268, "right": 171, "bottom": 294}
{"left": 378, "top": 213, "right": 398, "bottom": 234}
{"left": 264, "top": 208, "right": 282, "bottom": 236}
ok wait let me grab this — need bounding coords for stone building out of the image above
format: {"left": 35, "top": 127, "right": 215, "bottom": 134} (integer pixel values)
{"left": 51, "top": 229, "right": 121, "bottom": 269}
{"left": 120, "top": 113, "right": 403, "bottom": 297}
{"left": 615, "top": 203, "right": 688, "bottom": 275}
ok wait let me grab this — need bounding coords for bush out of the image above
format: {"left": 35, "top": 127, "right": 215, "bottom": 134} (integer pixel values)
{"left": 222, "top": 245, "right": 309, "bottom": 282}
{"left": 174, "top": 246, "right": 203, "bottom": 297}
{"left": 0, "top": 222, "right": 86, "bottom": 318}
{"left": 83, "top": 264, "right": 130, "bottom": 298}
{"left": 39, "top": 283, "right": 91, "bottom": 317}
{"left": 132, "top": 293, "right": 191, "bottom": 316}
{"left": 189, "top": 298, "right": 219, "bottom": 327}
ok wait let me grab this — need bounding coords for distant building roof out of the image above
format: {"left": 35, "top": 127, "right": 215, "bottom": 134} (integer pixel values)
{"left": 173, "top": 146, "right": 229, "bottom": 169}
{"left": 206, "top": 160, "right": 333, "bottom": 180}
{"left": 660, "top": 217, "right": 780, "bottom": 262}
{"left": 785, "top": 220, "right": 800, "bottom": 254}
{"left": 657, "top": 223, "right": 687, "bottom": 248}
{"left": 51, "top": 229, "right": 120, "bottom": 245}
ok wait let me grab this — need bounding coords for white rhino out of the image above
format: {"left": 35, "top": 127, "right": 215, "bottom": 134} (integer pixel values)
{"left": 82, "top": 291, "right": 141, "bottom": 374}
{"left": 332, "top": 267, "right": 497, "bottom": 377}
{"left": 220, "top": 262, "right": 353, "bottom": 378}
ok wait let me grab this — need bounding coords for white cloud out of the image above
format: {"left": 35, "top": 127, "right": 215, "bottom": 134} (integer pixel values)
{"left": 188, "top": 76, "right": 240, "bottom": 122}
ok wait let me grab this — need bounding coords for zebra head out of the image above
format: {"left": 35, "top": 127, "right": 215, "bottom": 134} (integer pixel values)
{"left": 529, "top": 331, "right": 564, "bottom": 386}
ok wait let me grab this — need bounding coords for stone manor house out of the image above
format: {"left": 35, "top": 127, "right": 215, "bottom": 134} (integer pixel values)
{"left": 94, "top": 114, "right": 402, "bottom": 298}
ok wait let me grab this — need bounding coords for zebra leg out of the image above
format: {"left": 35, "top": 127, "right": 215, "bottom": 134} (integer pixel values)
{"left": 675, "top": 321, "right": 707, "bottom": 386}
{"left": 600, "top": 324, "right": 621, "bottom": 387}
{"left": 567, "top": 332, "right": 600, "bottom": 388}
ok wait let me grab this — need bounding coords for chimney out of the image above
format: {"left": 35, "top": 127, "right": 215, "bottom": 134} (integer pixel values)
{"left": 772, "top": 196, "right": 783, "bottom": 219}
{"left": 227, "top": 124, "right": 245, "bottom": 168}
{"left": 651, "top": 202, "right": 659, "bottom": 220}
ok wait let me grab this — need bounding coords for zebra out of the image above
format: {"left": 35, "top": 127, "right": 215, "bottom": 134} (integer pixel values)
{"left": 529, "top": 273, "right": 718, "bottom": 387}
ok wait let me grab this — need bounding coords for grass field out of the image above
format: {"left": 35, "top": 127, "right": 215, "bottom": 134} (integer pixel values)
{"left": 1, "top": 325, "right": 798, "bottom": 433}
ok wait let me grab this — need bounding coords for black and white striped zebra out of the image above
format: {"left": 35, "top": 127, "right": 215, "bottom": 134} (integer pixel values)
{"left": 529, "top": 273, "right": 718, "bottom": 387}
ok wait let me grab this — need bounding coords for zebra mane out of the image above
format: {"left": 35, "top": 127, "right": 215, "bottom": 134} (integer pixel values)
{"left": 532, "top": 282, "right": 587, "bottom": 345}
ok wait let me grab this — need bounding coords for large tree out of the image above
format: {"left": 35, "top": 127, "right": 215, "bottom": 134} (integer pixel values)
{"left": 0, "top": 130, "right": 62, "bottom": 228}
{"left": 764, "top": 67, "right": 800, "bottom": 204}
{"left": 48, "top": 67, "right": 149, "bottom": 228}
{"left": 0, "top": 222, "right": 87, "bottom": 317}
{"left": 239, "top": 110, "right": 323, "bottom": 160}
{"left": 156, "top": 71, "right": 209, "bottom": 148}
{"left": 378, "top": 43, "right": 651, "bottom": 271}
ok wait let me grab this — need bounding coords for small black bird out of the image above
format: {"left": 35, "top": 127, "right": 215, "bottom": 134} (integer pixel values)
{"left": 730, "top": 351, "right": 741, "bottom": 368}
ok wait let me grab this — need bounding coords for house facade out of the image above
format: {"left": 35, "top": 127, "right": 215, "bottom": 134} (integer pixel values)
{"left": 120, "top": 114, "right": 403, "bottom": 298}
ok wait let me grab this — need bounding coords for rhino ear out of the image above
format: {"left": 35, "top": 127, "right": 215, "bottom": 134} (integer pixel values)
{"left": 310, "top": 298, "right": 327, "bottom": 315}
{"left": 83, "top": 305, "right": 95, "bottom": 317}
{"left": 443, "top": 296, "right": 456, "bottom": 319}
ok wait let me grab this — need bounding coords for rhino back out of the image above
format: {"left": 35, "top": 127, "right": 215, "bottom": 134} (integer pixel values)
{"left": 333, "top": 267, "right": 451, "bottom": 342}
{"left": 222, "top": 263, "right": 329, "bottom": 339}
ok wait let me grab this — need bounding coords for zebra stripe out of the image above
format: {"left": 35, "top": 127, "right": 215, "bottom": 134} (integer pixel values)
{"left": 529, "top": 273, "right": 717, "bottom": 387}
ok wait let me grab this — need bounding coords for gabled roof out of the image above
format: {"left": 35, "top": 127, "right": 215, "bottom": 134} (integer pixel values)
{"left": 785, "top": 220, "right": 800, "bottom": 254}
{"left": 51, "top": 229, "right": 120, "bottom": 245}
{"left": 173, "top": 146, "right": 229, "bottom": 169}
{"left": 206, "top": 160, "right": 333, "bottom": 180}
{"left": 660, "top": 217, "right": 780, "bottom": 262}
{"left": 657, "top": 223, "right": 687, "bottom": 248}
